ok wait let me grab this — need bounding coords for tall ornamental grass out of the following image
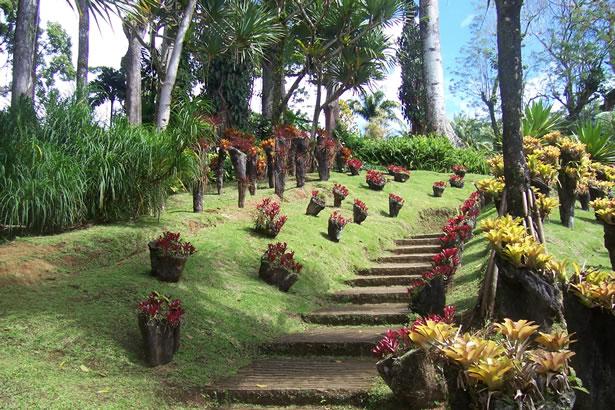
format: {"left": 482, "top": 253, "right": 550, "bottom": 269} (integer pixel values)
{"left": 0, "top": 98, "right": 198, "bottom": 233}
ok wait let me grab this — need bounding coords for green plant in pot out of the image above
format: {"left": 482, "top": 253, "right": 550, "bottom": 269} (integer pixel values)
{"left": 389, "top": 193, "right": 405, "bottom": 217}
{"left": 148, "top": 232, "right": 196, "bottom": 282}
{"left": 306, "top": 190, "right": 326, "bottom": 216}
{"left": 332, "top": 183, "right": 349, "bottom": 207}
{"left": 137, "top": 292, "right": 184, "bottom": 366}
{"left": 353, "top": 198, "right": 368, "bottom": 224}
{"left": 432, "top": 181, "right": 446, "bottom": 197}
{"left": 328, "top": 211, "right": 349, "bottom": 242}
{"left": 366, "top": 169, "right": 387, "bottom": 190}
{"left": 258, "top": 242, "right": 302, "bottom": 292}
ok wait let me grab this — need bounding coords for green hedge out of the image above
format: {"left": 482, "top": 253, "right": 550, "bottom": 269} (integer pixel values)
{"left": 341, "top": 133, "right": 489, "bottom": 174}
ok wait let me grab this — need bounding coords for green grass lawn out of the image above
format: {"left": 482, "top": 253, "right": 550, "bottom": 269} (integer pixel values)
{"left": 0, "top": 170, "right": 484, "bottom": 409}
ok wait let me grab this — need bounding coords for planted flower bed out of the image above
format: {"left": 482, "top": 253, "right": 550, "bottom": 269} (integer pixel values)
{"left": 332, "top": 183, "right": 349, "bottom": 207}
{"left": 353, "top": 199, "right": 368, "bottom": 224}
{"left": 254, "top": 198, "right": 287, "bottom": 238}
{"left": 258, "top": 242, "right": 302, "bottom": 292}
{"left": 366, "top": 170, "right": 387, "bottom": 190}
{"left": 137, "top": 292, "right": 184, "bottom": 366}
{"left": 387, "top": 165, "right": 410, "bottom": 182}
{"left": 347, "top": 158, "right": 363, "bottom": 175}
{"left": 306, "top": 190, "right": 326, "bottom": 216}
{"left": 432, "top": 181, "right": 446, "bottom": 197}
{"left": 148, "top": 231, "right": 196, "bottom": 282}
{"left": 328, "top": 211, "right": 349, "bottom": 242}
{"left": 388, "top": 193, "right": 404, "bottom": 217}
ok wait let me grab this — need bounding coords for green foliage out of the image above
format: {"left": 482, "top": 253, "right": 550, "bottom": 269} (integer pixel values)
{"left": 342, "top": 134, "right": 489, "bottom": 174}
{"left": 0, "top": 97, "right": 198, "bottom": 233}
{"left": 88, "top": 66, "right": 126, "bottom": 119}
{"left": 573, "top": 120, "right": 615, "bottom": 164}
{"left": 522, "top": 100, "right": 562, "bottom": 137}
{"left": 452, "top": 115, "right": 499, "bottom": 151}
{"left": 36, "top": 21, "right": 75, "bottom": 100}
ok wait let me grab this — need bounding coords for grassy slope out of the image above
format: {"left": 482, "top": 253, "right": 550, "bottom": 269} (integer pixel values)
{"left": 0, "top": 171, "right": 482, "bottom": 409}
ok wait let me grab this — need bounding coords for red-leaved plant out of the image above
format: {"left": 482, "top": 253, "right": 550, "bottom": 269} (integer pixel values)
{"left": 449, "top": 174, "right": 464, "bottom": 183}
{"left": 389, "top": 193, "right": 405, "bottom": 204}
{"left": 387, "top": 165, "right": 410, "bottom": 175}
{"left": 311, "top": 190, "right": 326, "bottom": 204}
{"left": 151, "top": 232, "right": 196, "bottom": 257}
{"left": 372, "top": 306, "right": 456, "bottom": 359}
{"left": 255, "top": 198, "right": 287, "bottom": 237}
{"left": 138, "top": 291, "right": 184, "bottom": 327}
{"left": 354, "top": 199, "right": 368, "bottom": 213}
{"left": 452, "top": 165, "right": 467, "bottom": 175}
{"left": 433, "top": 181, "right": 446, "bottom": 188}
{"left": 347, "top": 158, "right": 363, "bottom": 171}
{"left": 366, "top": 170, "right": 386, "bottom": 185}
{"left": 408, "top": 248, "right": 461, "bottom": 293}
{"left": 262, "top": 242, "right": 303, "bottom": 273}
{"left": 329, "top": 211, "right": 349, "bottom": 227}
{"left": 332, "top": 183, "right": 349, "bottom": 199}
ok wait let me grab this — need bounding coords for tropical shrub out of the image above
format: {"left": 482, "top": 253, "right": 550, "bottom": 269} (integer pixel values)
{"left": 522, "top": 100, "right": 562, "bottom": 137}
{"left": 573, "top": 120, "right": 615, "bottom": 165}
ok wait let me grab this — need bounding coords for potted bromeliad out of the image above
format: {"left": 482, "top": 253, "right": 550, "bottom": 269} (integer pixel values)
{"left": 409, "top": 247, "right": 460, "bottom": 315}
{"left": 451, "top": 164, "right": 466, "bottom": 178}
{"left": 389, "top": 193, "right": 405, "bottom": 217}
{"left": 306, "top": 190, "right": 326, "bottom": 216}
{"left": 432, "top": 181, "right": 446, "bottom": 197}
{"left": 593, "top": 199, "right": 615, "bottom": 269}
{"left": 449, "top": 174, "right": 464, "bottom": 188}
{"left": 328, "top": 211, "right": 349, "bottom": 242}
{"left": 535, "top": 192, "right": 559, "bottom": 223}
{"left": 347, "top": 158, "right": 363, "bottom": 176}
{"left": 366, "top": 170, "right": 387, "bottom": 190}
{"left": 254, "top": 198, "right": 287, "bottom": 238}
{"left": 332, "top": 183, "right": 349, "bottom": 207}
{"left": 387, "top": 165, "right": 410, "bottom": 182}
{"left": 137, "top": 291, "right": 184, "bottom": 366}
{"left": 258, "top": 242, "right": 302, "bottom": 292}
{"left": 148, "top": 232, "right": 196, "bottom": 282}
{"left": 353, "top": 199, "right": 368, "bottom": 224}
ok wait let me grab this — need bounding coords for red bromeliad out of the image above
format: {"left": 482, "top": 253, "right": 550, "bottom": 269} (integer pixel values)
{"left": 449, "top": 174, "right": 464, "bottom": 183}
{"left": 138, "top": 292, "right": 184, "bottom": 327}
{"left": 263, "top": 242, "right": 303, "bottom": 273}
{"left": 366, "top": 170, "right": 386, "bottom": 185}
{"left": 452, "top": 165, "right": 467, "bottom": 174}
{"left": 347, "top": 158, "right": 363, "bottom": 170}
{"left": 329, "top": 211, "right": 349, "bottom": 227}
{"left": 354, "top": 199, "right": 368, "bottom": 213}
{"left": 389, "top": 193, "right": 405, "bottom": 204}
{"left": 433, "top": 181, "right": 446, "bottom": 188}
{"left": 332, "top": 183, "right": 349, "bottom": 198}
{"left": 152, "top": 232, "right": 196, "bottom": 257}
{"left": 255, "top": 198, "right": 287, "bottom": 236}
{"left": 387, "top": 165, "right": 410, "bottom": 175}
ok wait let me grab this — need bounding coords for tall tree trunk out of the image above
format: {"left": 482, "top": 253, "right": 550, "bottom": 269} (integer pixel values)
{"left": 156, "top": 0, "right": 197, "bottom": 130}
{"left": 261, "top": 58, "right": 274, "bottom": 119}
{"left": 229, "top": 148, "right": 248, "bottom": 208}
{"left": 419, "top": 0, "right": 460, "bottom": 146}
{"left": 486, "top": 99, "right": 500, "bottom": 140}
{"left": 76, "top": 0, "right": 89, "bottom": 97}
{"left": 122, "top": 22, "right": 145, "bottom": 125}
{"left": 11, "top": 0, "right": 40, "bottom": 106}
{"left": 269, "top": 39, "right": 287, "bottom": 125}
{"left": 324, "top": 86, "right": 340, "bottom": 136}
{"left": 496, "top": 0, "right": 530, "bottom": 218}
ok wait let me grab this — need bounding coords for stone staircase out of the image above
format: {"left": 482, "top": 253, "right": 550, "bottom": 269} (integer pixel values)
{"left": 203, "top": 233, "right": 441, "bottom": 406}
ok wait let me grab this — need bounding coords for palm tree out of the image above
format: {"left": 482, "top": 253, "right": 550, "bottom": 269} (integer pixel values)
{"left": 348, "top": 91, "right": 399, "bottom": 123}
{"left": 89, "top": 66, "right": 126, "bottom": 123}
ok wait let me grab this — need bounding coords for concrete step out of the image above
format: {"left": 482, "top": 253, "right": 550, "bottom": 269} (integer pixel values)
{"left": 303, "top": 303, "right": 410, "bottom": 326}
{"left": 345, "top": 274, "right": 418, "bottom": 287}
{"left": 396, "top": 237, "right": 440, "bottom": 246}
{"left": 331, "top": 286, "right": 410, "bottom": 304}
{"left": 390, "top": 244, "right": 441, "bottom": 255}
{"left": 202, "top": 357, "right": 378, "bottom": 406}
{"left": 378, "top": 253, "right": 435, "bottom": 264}
{"left": 357, "top": 262, "right": 431, "bottom": 276}
{"left": 410, "top": 233, "right": 442, "bottom": 239}
{"left": 264, "top": 327, "right": 387, "bottom": 356}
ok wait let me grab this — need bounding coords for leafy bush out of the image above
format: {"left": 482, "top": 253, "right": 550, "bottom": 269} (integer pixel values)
{"left": 340, "top": 132, "right": 488, "bottom": 174}
{"left": 0, "top": 97, "right": 198, "bottom": 233}
{"left": 522, "top": 100, "right": 562, "bottom": 137}
{"left": 573, "top": 120, "right": 615, "bottom": 164}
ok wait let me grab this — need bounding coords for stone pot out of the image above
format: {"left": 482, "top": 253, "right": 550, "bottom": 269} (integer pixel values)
{"left": 393, "top": 172, "right": 410, "bottom": 183}
{"left": 494, "top": 256, "right": 564, "bottom": 330}
{"left": 376, "top": 349, "right": 448, "bottom": 407}
{"left": 148, "top": 242, "right": 188, "bottom": 282}
{"left": 411, "top": 275, "right": 446, "bottom": 317}
{"left": 564, "top": 291, "right": 615, "bottom": 410}
{"left": 449, "top": 179, "right": 465, "bottom": 189}
{"left": 367, "top": 180, "right": 386, "bottom": 191}
{"left": 389, "top": 200, "right": 404, "bottom": 217}
{"left": 305, "top": 197, "right": 325, "bottom": 216}
{"left": 353, "top": 204, "right": 368, "bottom": 225}
{"left": 258, "top": 260, "right": 298, "bottom": 292}
{"left": 333, "top": 193, "right": 345, "bottom": 208}
{"left": 138, "top": 314, "right": 180, "bottom": 367}
{"left": 602, "top": 222, "right": 615, "bottom": 270}
{"left": 327, "top": 220, "right": 344, "bottom": 242}
{"left": 433, "top": 186, "right": 445, "bottom": 197}
{"left": 557, "top": 172, "right": 578, "bottom": 228}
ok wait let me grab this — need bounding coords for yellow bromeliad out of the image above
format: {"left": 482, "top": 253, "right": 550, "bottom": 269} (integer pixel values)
{"left": 527, "top": 155, "right": 558, "bottom": 185}
{"left": 488, "top": 155, "right": 504, "bottom": 178}
{"left": 523, "top": 136, "right": 543, "bottom": 155}
{"left": 494, "top": 319, "right": 539, "bottom": 342}
{"left": 475, "top": 177, "right": 505, "bottom": 197}
{"left": 531, "top": 350, "right": 575, "bottom": 374}
{"left": 535, "top": 330, "right": 575, "bottom": 351}
{"left": 569, "top": 265, "right": 615, "bottom": 310}
{"left": 542, "top": 131, "right": 563, "bottom": 145}
{"left": 535, "top": 193, "right": 559, "bottom": 219}
{"left": 535, "top": 145, "right": 561, "bottom": 166}
{"left": 409, "top": 320, "right": 458, "bottom": 348}
{"left": 467, "top": 357, "right": 514, "bottom": 390}
{"left": 441, "top": 334, "right": 505, "bottom": 368}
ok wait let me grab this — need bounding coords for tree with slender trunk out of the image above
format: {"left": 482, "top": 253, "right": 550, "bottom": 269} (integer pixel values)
{"left": 122, "top": 20, "right": 145, "bottom": 124}
{"left": 11, "top": 0, "right": 40, "bottom": 106}
{"left": 419, "top": 0, "right": 460, "bottom": 146}
{"left": 76, "top": 0, "right": 89, "bottom": 97}
{"left": 495, "top": 0, "right": 530, "bottom": 218}
{"left": 155, "top": 0, "right": 197, "bottom": 130}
